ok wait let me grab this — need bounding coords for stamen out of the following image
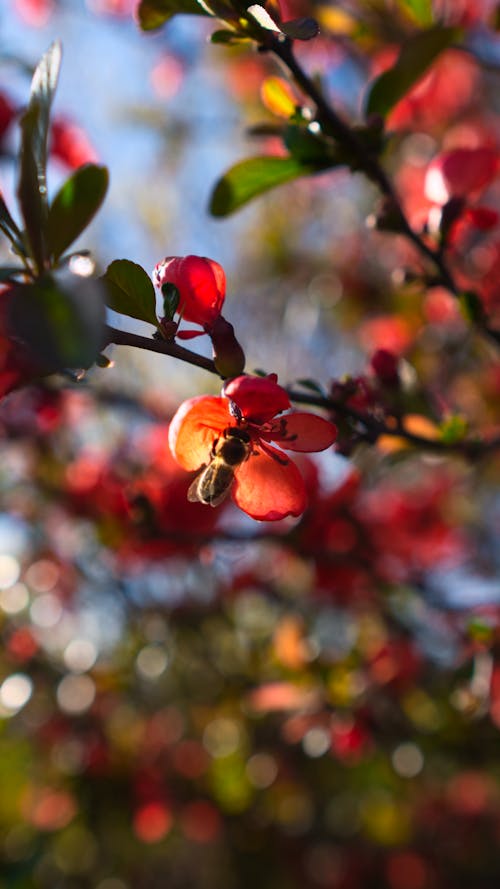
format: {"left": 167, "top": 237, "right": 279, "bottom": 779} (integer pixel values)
{"left": 258, "top": 440, "right": 290, "bottom": 465}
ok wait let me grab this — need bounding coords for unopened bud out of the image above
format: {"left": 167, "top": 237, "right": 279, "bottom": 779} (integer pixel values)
{"left": 210, "top": 315, "right": 246, "bottom": 378}
{"left": 370, "top": 349, "right": 400, "bottom": 387}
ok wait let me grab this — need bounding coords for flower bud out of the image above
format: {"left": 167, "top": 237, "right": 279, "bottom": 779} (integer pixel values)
{"left": 370, "top": 349, "right": 400, "bottom": 387}
{"left": 153, "top": 255, "right": 225, "bottom": 329}
{"left": 210, "top": 316, "right": 245, "bottom": 378}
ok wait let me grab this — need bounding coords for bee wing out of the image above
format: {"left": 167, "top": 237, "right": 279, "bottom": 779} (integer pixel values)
{"left": 188, "top": 462, "right": 235, "bottom": 507}
{"left": 205, "top": 476, "right": 234, "bottom": 507}
{"left": 187, "top": 471, "right": 204, "bottom": 504}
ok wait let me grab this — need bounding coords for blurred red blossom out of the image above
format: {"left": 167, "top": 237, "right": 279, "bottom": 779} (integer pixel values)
{"left": 13, "top": 0, "right": 55, "bottom": 26}
{"left": 150, "top": 54, "right": 185, "bottom": 100}
{"left": 50, "top": 118, "right": 98, "bottom": 169}
{"left": 425, "top": 147, "right": 499, "bottom": 205}
{"left": 0, "top": 93, "right": 16, "bottom": 146}
{"left": 372, "top": 49, "right": 479, "bottom": 132}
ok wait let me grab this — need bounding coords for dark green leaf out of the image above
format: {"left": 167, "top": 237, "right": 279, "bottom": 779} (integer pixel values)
{"left": 284, "top": 125, "right": 337, "bottom": 165}
{"left": 18, "top": 104, "right": 47, "bottom": 272}
{"left": 460, "top": 290, "right": 485, "bottom": 324}
{"left": 365, "top": 26, "right": 459, "bottom": 118}
{"left": 8, "top": 272, "right": 105, "bottom": 371}
{"left": 48, "top": 164, "right": 109, "bottom": 262}
{"left": 17, "top": 42, "right": 62, "bottom": 271}
{"left": 210, "top": 156, "right": 313, "bottom": 217}
{"left": 0, "top": 194, "right": 25, "bottom": 252}
{"left": 162, "top": 282, "right": 180, "bottom": 320}
{"left": 397, "top": 0, "right": 433, "bottom": 25}
{"left": 0, "top": 266, "right": 28, "bottom": 283}
{"left": 210, "top": 29, "right": 245, "bottom": 43}
{"left": 280, "top": 17, "right": 319, "bottom": 40}
{"left": 295, "top": 378, "right": 326, "bottom": 395}
{"left": 103, "top": 259, "right": 158, "bottom": 326}
{"left": 247, "top": 123, "right": 286, "bottom": 138}
{"left": 137, "top": 0, "right": 209, "bottom": 29}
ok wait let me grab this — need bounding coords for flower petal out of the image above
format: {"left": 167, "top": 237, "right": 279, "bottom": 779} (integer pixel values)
{"left": 269, "top": 412, "right": 337, "bottom": 452}
{"left": 176, "top": 328, "right": 204, "bottom": 339}
{"left": 169, "top": 396, "right": 231, "bottom": 471}
{"left": 224, "top": 374, "right": 290, "bottom": 424}
{"left": 232, "top": 444, "right": 306, "bottom": 520}
{"left": 153, "top": 255, "right": 225, "bottom": 328}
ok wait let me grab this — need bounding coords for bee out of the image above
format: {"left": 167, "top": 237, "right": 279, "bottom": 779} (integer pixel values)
{"left": 188, "top": 426, "right": 251, "bottom": 507}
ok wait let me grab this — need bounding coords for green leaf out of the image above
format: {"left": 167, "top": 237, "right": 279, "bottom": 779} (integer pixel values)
{"left": 210, "top": 156, "right": 313, "bottom": 217}
{"left": 459, "top": 290, "right": 485, "bottom": 323}
{"left": 210, "top": 29, "right": 246, "bottom": 43}
{"left": 0, "top": 194, "right": 26, "bottom": 253}
{"left": 17, "top": 41, "right": 62, "bottom": 271}
{"left": 295, "top": 378, "right": 326, "bottom": 395}
{"left": 440, "top": 414, "right": 468, "bottom": 445}
{"left": 0, "top": 266, "right": 28, "bottom": 283}
{"left": 18, "top": 104, "right": 47, "bottom": 272}
{"left": 102, "top": 259, "right": 158, "bottom": 326}
{"left": 397, "top": 0, "right": 433, "bottom": 25}
{"left": 365, "top": 26, "right": 459, "bottom": 118}
{"left": 137, "top": 0, "right": 209, "bottom": 29}
{"left": 48, "top": 164, "right": 109, "bottom": 262}
{"left": 8, "top": 272, "right": 105, "bottom": 371}
{"left": 284, "top": 125, "right": 338, "bottom": 165}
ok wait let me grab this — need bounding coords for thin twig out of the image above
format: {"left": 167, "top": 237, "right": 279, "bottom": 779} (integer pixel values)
{"left": 104, "top": 325, "right": 219, "bottom": 375}
{"left": 269, "top": 37, "right": 457, "bottom": 294}
{"left": 287, "top": 388, "right": 500, "bottom": 458}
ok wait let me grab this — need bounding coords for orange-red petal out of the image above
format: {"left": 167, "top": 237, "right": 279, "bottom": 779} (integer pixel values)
{"left": 232, "top": 444, "right": 306, "bottom": 521}
{"left": 224, "top": 374, "right": 290, "bottom": 423}
{"left": 168, "top": 396, "right": 231, "bottom": 471}
{"left": 269, "top": 412, "right": 337, "bottom": 452}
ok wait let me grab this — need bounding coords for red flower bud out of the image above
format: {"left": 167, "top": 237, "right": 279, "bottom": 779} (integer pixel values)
{"left": 50, "top": 118, "right": 98, "bottom": 169}
{"left": 370, "top": 349, "right": 400, "bottom": 386}
{"left": 210, "top": 316, "right": 245, "bottom": 378}
{"left": 153, "top": 255, "right": 225, "bottom": 329}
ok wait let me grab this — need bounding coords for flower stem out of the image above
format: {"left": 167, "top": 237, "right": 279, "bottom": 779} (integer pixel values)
{"left": 104, "top": 325, "right": 219, "bottom": 375}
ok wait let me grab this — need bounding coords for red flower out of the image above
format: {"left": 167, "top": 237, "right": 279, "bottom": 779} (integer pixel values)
{"left": 169, "top": 374, "right": 337, "bottom": 521}
{"left": 425, "top": 147, "right": 499, "bottom": 204}
{"left": 153, "top": 254, "right": 225, "bottom": 334}
{"left": 50, "top": 118, "right": 98, "bottom": 169}
{"left": 0, "top": 93, "right": 16, "bottom": 144}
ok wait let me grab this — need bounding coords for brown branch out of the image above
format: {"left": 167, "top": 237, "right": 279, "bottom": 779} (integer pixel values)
{"left": 104, "top": 325, "right": 219, "bottom": 375}
{"left": 268, "top": 37, "right": 458, "bottom": 296}
{"left": 101, "top": 327, "right": 500, "bottom": 459}
{"left": 287, "top": 388, "right": 500, "bottom": 458}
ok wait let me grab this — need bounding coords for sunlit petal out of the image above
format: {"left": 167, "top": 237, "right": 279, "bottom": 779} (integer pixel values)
{"left": 154, "top": 255, "right": 225, "bottom": 327}
{"left": 224, "top": 374, "right": 290, "bottom": 424}
{"left": 233, "top": 444, "right": 306, "bottom": 520}
{"left": 269, "top": 412, "right": 337, "bottom": 452}
{"left": 169, "top": 396, "right": 231, "bottom": 470}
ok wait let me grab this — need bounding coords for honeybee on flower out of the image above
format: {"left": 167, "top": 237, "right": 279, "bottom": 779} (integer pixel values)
{"left": 169, "top": 374, "right": 337, "bottom": 521}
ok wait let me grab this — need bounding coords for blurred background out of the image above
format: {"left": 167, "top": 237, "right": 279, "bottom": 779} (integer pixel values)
{"left": 1, "top": 1, "right": 500, "bottom": 887}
